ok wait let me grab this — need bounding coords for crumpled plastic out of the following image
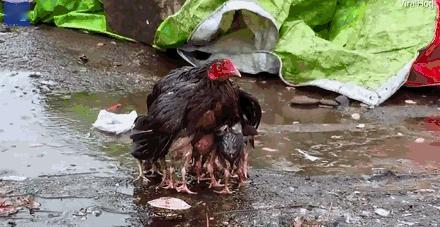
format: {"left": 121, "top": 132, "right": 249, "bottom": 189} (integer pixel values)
{"left": 155, "top": 0, "right": 437, "bottom": 106}
{"left": 92, "top": 110, "right": 137, "bottom": 135}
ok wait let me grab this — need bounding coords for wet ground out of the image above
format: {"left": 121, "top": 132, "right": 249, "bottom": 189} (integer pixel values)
{"left": 0, "top": 24, "right": 440, "bottom": 226}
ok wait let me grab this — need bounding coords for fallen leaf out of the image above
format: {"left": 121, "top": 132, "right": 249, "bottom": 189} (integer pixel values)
{"left": 0, "top": 196, "right": 40, "bottom": 216}
{"left": 295, "top": 149, "right": 320, "bottom": 161}
{"left": 405, "top": 100, "right": 417, "bottom": 105}
{"left": 147, "top": 197, "right": 191, "bottom": 210}
{"left": 262, "top": 147, "right": 278, "bottom": 152}
{"left": 0, "top": 198, "right": 20, "bottom": 216}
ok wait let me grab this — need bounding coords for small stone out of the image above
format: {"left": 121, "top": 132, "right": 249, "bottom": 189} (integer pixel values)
{"left": 110, "top": 41, "right": 117, "bottom": 45}
{"left": 415, "top": 138, "right": 425, "bottom": 143}
{"left": 318, "top": 104, "right": 334, "bottom": 109}
{"left": 374, "top": 208, "right": 390, "bottom": 217}
{"left": 361, "top": 211, "right": 370, "bottom": 217}
{"left": 92, "top": 210, "right": 102, "bottom": 217}
{"left": 290, "top": 96, "right": 320, "bottom": 105}
{"left": 320, "top": 99, "right": 339, "bottom": 106}
{"left": 209, "top": 217, "right": 214, "bottom": 221}
{"left": 97, "top": 42, "right": 105, "bottom": 47}
{"left": 28, "top": 72, "right": 42, "bottom": 78}
{"left": 356, "top": 124, "right": 365, "bottom": 129}
{"left": 351, "top": 113, "right": 361, "bottom": 120}
{"left": 335, "top": 95, "right": 350, "bottom": 107}
{"left": 79, "top": 54, "right": 89, "bottom": 64}
{"left": 405, "top": 100, "right": 417, "bottom": 105}
{"left": 62, "top": 95, "right": 71, "bottom": 100}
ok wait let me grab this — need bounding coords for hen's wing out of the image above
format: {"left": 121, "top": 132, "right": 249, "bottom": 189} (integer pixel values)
{"left": 131, "top": 67, "right": 202, "bottom": 161}
{"left": 238, "top": 89, "right": 262, "bottom": 129}
{"left": 146, "top": 66, "right": 193, "bottom": 109}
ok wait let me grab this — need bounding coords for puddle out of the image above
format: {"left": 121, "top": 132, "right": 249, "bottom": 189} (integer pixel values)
{"left": 6, "top": 198, "right": 130, "bottom": 226}
{"left": 1, "top": 69, "right": 439, "bottom": 226}
{"left": 0, "top": 71, "right": 121, "bottom": 178}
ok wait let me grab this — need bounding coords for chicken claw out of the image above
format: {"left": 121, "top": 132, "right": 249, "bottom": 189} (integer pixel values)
{"left": 133, "top": 160, "right": 150, "bottom": 184}
{"left": 175, "top": 182, "right": 197, "bottom": 194}
{"left": 214, "top": 186, "right": 233, "bottom": 194}
{"left": 215, "top": 168, "right": 232, "bottom": 194}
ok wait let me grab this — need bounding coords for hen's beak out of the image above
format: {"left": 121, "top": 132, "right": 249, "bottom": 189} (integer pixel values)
{"left": 234, "top": 68, "right": 242, "bottom": 78}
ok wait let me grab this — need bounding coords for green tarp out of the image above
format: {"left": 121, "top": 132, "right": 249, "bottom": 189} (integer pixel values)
{"left": 28, "top": 0, "right": 131, "bottom": 40}
{"left": 155, "top": 0, "right": 436, "bottom": 105}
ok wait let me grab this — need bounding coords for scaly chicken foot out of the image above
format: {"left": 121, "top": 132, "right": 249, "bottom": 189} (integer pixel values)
{"left": 175, "top": 144, "right": 197, "bottom": 194}
{"left": 207, "top": 151, "right": 223, "bottom": 188}
{"left": 133, "top": 160, "right": 150, "bottom": 183}
{"left": 214, "top": 168, "right": 232, "bottom": 194}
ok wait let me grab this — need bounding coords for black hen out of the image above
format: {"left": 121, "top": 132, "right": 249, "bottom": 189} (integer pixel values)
{"left": 130, "top": 59, "right": 242, "bottom": 194}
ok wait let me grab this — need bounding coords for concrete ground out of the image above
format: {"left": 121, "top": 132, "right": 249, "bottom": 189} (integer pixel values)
{"left": 0, "top": 24, "right": 439, "bottom": 226}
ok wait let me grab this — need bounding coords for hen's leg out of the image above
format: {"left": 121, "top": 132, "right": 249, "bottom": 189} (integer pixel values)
{"left": 175, "top": 145, "right": 196, "bottom": 194}
{"left": 242, "top": 147, "right": 249, "bottom": 179}
{"left": 215, "top": 167, "right": 232, "bottom": 194}
{"left": 133, "top": 160, "right": 149, "bottom": 183}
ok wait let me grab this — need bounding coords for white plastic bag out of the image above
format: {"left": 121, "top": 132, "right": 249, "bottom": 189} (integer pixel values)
{"left": 92, "top": 110, "right": 138, "bottom": 135}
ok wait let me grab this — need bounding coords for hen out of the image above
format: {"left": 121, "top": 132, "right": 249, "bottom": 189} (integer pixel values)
{"left": 130, "top": 59, "right": 242, "bottom": 194}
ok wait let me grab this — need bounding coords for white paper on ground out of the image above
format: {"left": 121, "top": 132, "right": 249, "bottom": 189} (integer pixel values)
{"left": 92, "top": 110, "right": 138, "bottom": 135}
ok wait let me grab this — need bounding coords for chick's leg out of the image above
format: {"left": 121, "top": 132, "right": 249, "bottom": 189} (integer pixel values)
{"left": 162, "top": 166, "right": 175, "bottom": 189}
{"left": 195, "top": 155, "right": 203, "bottom": 183}
{"left": 175, "top": 144, "right": 196, "bottom": 194}
{"left": 215, "top": 165, "right": 232, "bottom": 194}
{"left": 207, "top": 151, "right": 223, "bottom": 188}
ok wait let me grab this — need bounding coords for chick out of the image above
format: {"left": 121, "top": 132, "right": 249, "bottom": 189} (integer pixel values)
{"left": 213, "top": 123, "right": 245, "bottom": 194}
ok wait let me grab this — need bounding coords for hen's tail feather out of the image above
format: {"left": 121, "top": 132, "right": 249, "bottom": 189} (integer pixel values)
{"left": 130, "top": 130, "right": 173, "bottom": 161}
{"left": 129, "top": 130, "right": 153, "bottom": 141}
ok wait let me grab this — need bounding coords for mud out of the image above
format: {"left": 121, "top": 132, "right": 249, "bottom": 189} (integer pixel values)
{"left": 1, "top": 24, "right": 440, "bottom": 226}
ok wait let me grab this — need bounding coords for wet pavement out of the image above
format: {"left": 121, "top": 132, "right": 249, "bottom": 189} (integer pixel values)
{"left": 0, "top": 24, "right": 440, "bottom": 226}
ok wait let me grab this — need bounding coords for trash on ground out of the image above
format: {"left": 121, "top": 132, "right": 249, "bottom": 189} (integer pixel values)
{"left": 415, "top": 138, "right": 425, "bottom": 143}
{"left": 0, "top": 176, "right": 27, "bottom": 181}
{"left": 92, "top": 110, "right": 137, "bottom": 135}
{"left": 356, "top": 124, "right": 366, "bottom": 129}
{"left": 262, "top": 147, "right": 279, "bottom": 152}
{"left": 295, "top": 149, "right": 320, "bottom": 161}
{"left": 147, "top": 197, "right": 191, "bottom": 210}
{"left": 374, "top": 208, "right": 390, "bottom": 217}
{"left": 405, "top": 100, "right": 417, "bottom": 105}
{"left": 351, "top": 113, "right": 361, "bottom": 120}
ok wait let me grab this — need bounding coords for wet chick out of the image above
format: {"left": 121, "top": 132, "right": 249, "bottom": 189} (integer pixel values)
{"left": 193, "top": 133, "right": 215, "bottom": 183}
{"left": 214, "top": 123, "right": 245, "bottom": 194}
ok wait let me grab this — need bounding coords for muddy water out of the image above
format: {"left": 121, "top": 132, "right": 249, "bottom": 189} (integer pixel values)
{"left": 38, "top": 77, "right": 440, "bottom": 176}
{"left": 1, "top": 69, "right": 440, "bottom": 226}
